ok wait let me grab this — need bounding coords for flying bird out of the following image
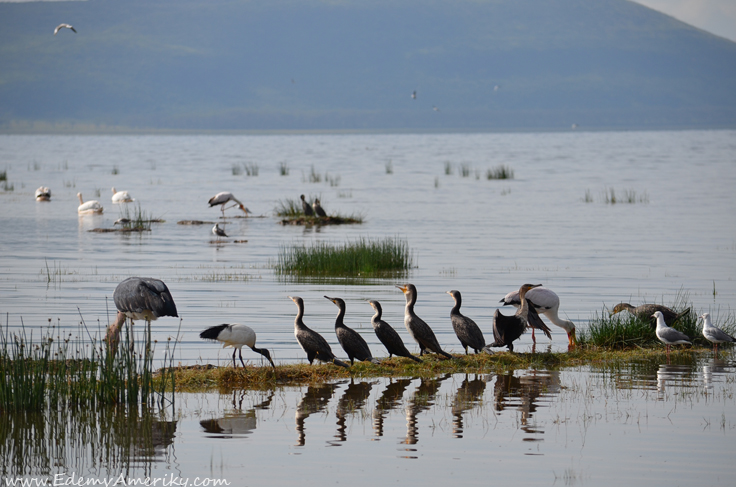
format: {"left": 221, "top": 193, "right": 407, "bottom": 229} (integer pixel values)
{"left": 300, "top": 194, "right": 314, "bottom": 217}
{"left": 111, "top": 187, "right": 134, "bottom": 203}
{"left": 500, "top": 287, "right": 576, "bottom": 347}
{"left": 35, "top": 187, "right": 51, "bottom": 201}
{"left": 368, "top": 300, "right": 421, "bottom": 362}
{"left": 653, "top": 311, "right": 691, "bottom": 355}
{"left": 200, "top": 323, "right": 275, "bottom": 368}
{"left": 411, "top": 90, "right": 417, "bottom": 99}
{"left": 54, "top": 24, "right": 76, "bottom": 35}
{"left": 700, "top": 312, "right": 735, "bottom": 353}
{"left": 396, "top": 284, "right": 453, "bottom": 359}
{"left": 325, "top": 296, "right": 379, "bottom": 365}
{"left": 447, "top": 290, "right": 486, "bottom": 354}
{"left": 106, "top": 277, "right": 178, "bottom": 350}
{"left": 288, "top": 296, "right": 349, "bottom": 368}
{"left": 208, "top": 192, "right": 250, "bottom": 217}
{"left": 212, "top": 223, "right": 228, "bottom": 238}
{"left": 77, "top": 192, "right": 103, "bottom": 214}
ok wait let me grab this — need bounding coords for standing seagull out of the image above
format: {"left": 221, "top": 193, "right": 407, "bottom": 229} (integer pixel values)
{"left": 700, "top": 312, "right": 735, "bottom": 353}
{"left": 288, "top": 296, "right": 349, "bottom": 368}
{"left": 200, "top": 324, "right": 275, "bottom": 368}
{"left": 396, "top": 284, "right": 453, "bottom": 359}
{"left": 106, "top": 277, "right": 178, "bottom": 350}
{"left": 653, "top": 311, "right": 691, "bottom": 355}
{"left": 54, "top": 24, "right": 76, "bottom": 35}
{"left": 447, "top": 290, "right": 485, "bottom": 354}
{"left": 208, "top": 192, "right": 250, "bottom": 217}
{"left": 212, "top": 223, "right": 228, "bottom": 238}
{"left": 325, "top": 296, "right": 379, "bottom": 365}
{"left": 368, "top": 300, "right": 421, "bottom": 362}
{"left": 35, "top": 187, "right": 51, "bottom": 201}
{"left": 500, "top": 287, "right": 576, "bottom": 346}
{"left": 111, "top": 187, "right": 134, "bottom": 203}
{"left": 300, "top": 194, "right": 314, "bottom": 216}
{"left": 77, "top": 192, "right": 103, "bottom": 214}
{"left": 313, "top": 198, "right": 327, "bottom": 217}
{"left": 487, "top": 284, "right": 548, "bottom": 352}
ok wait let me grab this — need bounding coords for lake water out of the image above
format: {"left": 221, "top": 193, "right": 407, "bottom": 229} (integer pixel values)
{"left": 1, "top": 130, "right": 735, "bottom": 484}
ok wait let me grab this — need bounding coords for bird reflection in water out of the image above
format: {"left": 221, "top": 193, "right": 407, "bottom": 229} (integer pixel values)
{"left": 294, "top": 382, "right": 344, "bottom": 446}
{"left": 329, "top": 379, "right": 377, "bottom": 446}
{"left": 702, "top": 358, "right": 729, "bottom": 391}
{"left": 402, "top": 374, "right": 452, "bottom": 454}
{"left": 200, "top": 390, "right": 274, "bottom": 439}
{"left": 656, "top": 363, "right": 696, "bottom": 396}
{"left": 451, "top": 374, "right": 490, "bottom": 439}
{"left": 372, "top": 378, "right": 413, "bottom": 439}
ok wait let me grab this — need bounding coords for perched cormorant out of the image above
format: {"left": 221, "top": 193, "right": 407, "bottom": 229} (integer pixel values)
{"left": 487, "top": 284, "right": 548, "bottom": 352}
{"left": 325, "top": 296, "right": 379, "bottom": 365}
{"left": 396, "top": 284, "right": 453, "bottom": 359}
{"left": 500, "top": 287, "right": 576, "bottom": 346}
{"left": 300, "top": 194, "right": 314, "bottom": 216}
{"left": 288, "top": 296, "right": 348, "bottom": 368}
{"left": 700, "top": 312, "right": 735, "bottom": 353}
{"left": 446, "top": 290, "right": 486, "bottom": 354}
{"left": 368, "top": 300, "right": 421, "bottom": 362}
{"left": 200, "top": 323, "right": 275, "bottom": 368}
{"left": 612, "top": 302, "right": 689, "bottom": 329}
{"left": 653, "top": 311, "right": 691, "bottom": 354}
{"left": 313, "top": 198, "right": 327, "bottom": 217}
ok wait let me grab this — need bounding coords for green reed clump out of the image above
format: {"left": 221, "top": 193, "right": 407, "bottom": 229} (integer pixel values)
{"left": 117, "top": 203, "right": 154, "bottom": 231}
{"left": 0, "top": 170, "right": 6, "bottom": 181}
{"left": 276, "top": 237, "right": 413, "bottom": 276}
{"left": 274, "top": 198, "right": 304, "bottom": 218}
{"left": 577, "top": 310, "right": 659, "bottom": 349}
{"left": 486, "top": 165, "right": 514, "bottom": 180}
{"left": 278, "top": 161, "right": 290, "bottom": 176}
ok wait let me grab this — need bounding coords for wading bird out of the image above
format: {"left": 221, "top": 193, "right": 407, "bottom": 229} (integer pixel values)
{"left": 77, "top": 192, "right": 103, "bottom": 214}
{"left": 54, "top": 23, "right": 76, "bottom": 35}
{"left": 653, "top": 311, "right": 691, "bottom": 355}
{"left": 288, "top": 296, "right": 348, "bottom": 368}
{"left": 447, "top": 290, "right": 486, "bottom": 354}
{"left": 612, "top": 302, "right": 689, "bottom": 328}
{"left": 325, "top": 296, "right": 379, "bottom": 365}
{"left": 300, "top": 194, "right": 314, "bottom": 216}
{"left": 500, "top": 287, "right": 576, "bottom": 346}
{"left": 200, "top": 324, "right": 275, "bottom": 368}
{"left": 700, "top": 312, "right": 735, "bottom": 353}
{"left": 487, "top": 284, "right": 549, "bottom": 352}
{"left": 111, "top": 187, "right": 134, "bottom": 203}
{"left": 368, "top": 300, "right": 421, "bottom": 362}
{"left": 208, "top": 192, "right": 250, "bottom": 217}
{"left": 106, "top": 277, "right": 178, "bottom": 350}
{"left": 35, "top": 187, "right": 51, "bottom": 201}
{"left": 396, "top": 284, "right": 452, "bottom": 359}
{"left": 313, "top": 198, "right": 327, "bottom": 217}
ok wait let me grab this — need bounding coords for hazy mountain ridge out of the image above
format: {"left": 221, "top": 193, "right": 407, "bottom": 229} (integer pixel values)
{"left": 1, "top": 0, "right": 735, "bottom": 132}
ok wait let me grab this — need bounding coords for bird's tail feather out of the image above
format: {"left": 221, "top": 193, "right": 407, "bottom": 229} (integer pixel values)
{"left": 333, "top": 358, "right": 350, "bottom": 368}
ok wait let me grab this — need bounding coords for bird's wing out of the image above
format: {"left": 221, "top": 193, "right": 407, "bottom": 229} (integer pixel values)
{"left": 114, "top": 277, "right": 178, "bottom": 318}
{"left": 526, "top": 300, "right": 552, "bottom": 339}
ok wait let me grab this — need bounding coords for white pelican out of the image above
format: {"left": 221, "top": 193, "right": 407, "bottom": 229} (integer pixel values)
{"left": 653, "top": 311, "right": 691, "bottom": 355}
{"left": 35, "top": 186, "right": 51, "bottom": 201}
{"left": 500, "top": 287, "right": 576, "bottom": 346}
{"left": 111, "top": 187, "right": 134, "bottom": 203}
{"left": 212, "top": 223, "right": 228, "bottom": 238}
{"left": 200, "top": 324, "right": 275, "bottom": 368}
{"left": 77, "top": 192, "right": 103, "bottom": 214}
{"left": 208, "top": 192, "right": 250, "bottom": 217}
{"left": 700, "top": 313, "right": 735, "bottom": 353}
{"left": 54, "top": 23, "right": 77, "bottom": 35}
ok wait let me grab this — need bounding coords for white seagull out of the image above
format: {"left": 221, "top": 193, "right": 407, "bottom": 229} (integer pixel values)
{"left": 54, "top": 24, "right": 77, "bottom": 35}
{"left": 212, "top": 223, "right": 228, "bottom": 238}
{"left": 35, "top": 186, "right": 51, "bottom": 201}
{"left": 111, "top": 187, "right": 134, "bottom": 203}
{"left": 701, "top": 312, "right": 735, "bottom": 353}
{"left": 653, "top": 311, "right": 691, "bottom": 354}
{"left": 500, "top": 287, "right": 576, "bottom": 347}
{"left": 208, "top": 192, "right": 250, "bottom": 217}
{"left": 77, "top": 192, "right": 103, "bottom": 214}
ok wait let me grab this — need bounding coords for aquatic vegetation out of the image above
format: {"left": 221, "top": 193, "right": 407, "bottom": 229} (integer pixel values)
{"left": 460, "top": 163, "right": 471, "bottom": 177}
{"left": 274, "top": 197, "right": 304, "bottom": 218}
{"left": 0, "top": 170, "right": 13, "bottom": 191}
{"left": 0, "top": 169, "right": 6, "bottom": 181}
{"left": 486, "top": 165, "right": 514, "bottom": 180}
{"left": 307, "top": 165, "right": 321, "bottom": 183}
{"left": 111, "top": 165, "right": 119, "bottom": 175}
{"left": 114, "top": 203, "right": 157, "bottom": 231}
{"left": 584, "top": 188, "right": 649, "bottom": 204}
{"left": 276, "top": 237, "right": 413, "bottom": 276}
{"left": 444, "top": 161, "right": 453, "bottom": 175}
{"left": 385, "top": 160, "right": 393, "bottom": 174}
{"left": 278, "top": 161, "right": 289, "bottom": 175}
{"left": 244, "top": 162, "right": 259, "bottom": 176}
{"left": 231, "top": 163, "right": 243, "bottom": 175}
{"left": 275, "top": 197, "right": 362, "bottom": 224}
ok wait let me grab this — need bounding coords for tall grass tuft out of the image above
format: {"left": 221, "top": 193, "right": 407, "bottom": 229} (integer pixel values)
{"left": 486, "top": 165, "right": 514, "bottom": 180}
{"left": 116, "top": 203, "right": 155, "bottom": 231}
{"left": 274, "top": 198, "right": 304, "bottom": 218}
{"left": 459, "top": 163, "right": 471, "bottom": 178}
{"left": 276, "top": 237, "right": 413, "bottom": 276}
{"left": 279, "top": 161, "right": 290, "bottom": 176}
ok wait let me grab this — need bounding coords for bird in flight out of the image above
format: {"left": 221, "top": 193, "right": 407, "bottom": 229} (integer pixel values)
{"left": 54, "top": 24, "right": 77, "bottom": 35}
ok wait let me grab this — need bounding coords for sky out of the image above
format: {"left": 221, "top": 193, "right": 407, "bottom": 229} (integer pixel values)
{"left": 2, "top": 0, "right": 735, "bottom": 43}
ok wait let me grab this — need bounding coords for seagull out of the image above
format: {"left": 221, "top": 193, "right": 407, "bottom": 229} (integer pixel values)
{"left": 212, "top": 223, "right": 228, "bottom": 238}
{"left": 700, "top": 312, "right": 735, "bottom": 353}
{"left": 200, "top": 323, "right": 275, "bottom": 368}
{"left": 653, "top": 311, "right": 691, "bottom": 355}
{"left": 35, "top": 187, "right": 51, "bottom": 201}
{"left": 111, "top": 187, "right": 134, "bottom": 203}
{"left": 208, "top": 192, "right": 250, "bottom": 217}
{"left": 54, "top": 24, "right": 77, "bottom": 35}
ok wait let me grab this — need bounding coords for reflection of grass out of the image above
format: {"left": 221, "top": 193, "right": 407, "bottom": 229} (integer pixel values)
{"left": 276, "top": 237, "right": 412, "bottom": 276}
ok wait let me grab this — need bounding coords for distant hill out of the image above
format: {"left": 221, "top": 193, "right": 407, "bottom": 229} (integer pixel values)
{"left": 1, "top": 0, "right": 735, "bottom": 132}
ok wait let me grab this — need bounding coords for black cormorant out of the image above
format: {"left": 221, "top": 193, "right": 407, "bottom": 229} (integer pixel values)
{"left": 368, "top": 300, "right": 421, "bottom": 362}
{"left": 325, "top": 296, "right": 379, "bottom": 365}
{"left": 447, "top": 290, "right": 486, "bottom": 354}
{"left": 396, "top": 284, "right": 453, "bottom": 359}
{"left": 288, "top": 296, "right": 348, "bottom": 367}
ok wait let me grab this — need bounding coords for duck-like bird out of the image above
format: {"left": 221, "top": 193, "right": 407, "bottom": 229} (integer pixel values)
{"left": 325, "top": 296, "right": 379, "bottom": 365}
{"left": 111, "top": 187, "right": 134, "bottom": 203}
{"left": 313, "top": 198, "right": 327, "bottom": 217}
{"left": 300, "top": 194, "right": 314, "bottom": 216}
{"left": 487, "top": 284, "right": 549, "bottom": 352}
{"left": 54, "top": 23, "right": 76, "bottom": 35}
{"left": 700, "top": 312, "right": 735, "bottom": 353}
{"left": 208, "top": 192, "right": 250, "bottom": 217}
{"left": 106, "top": 277, "right": 178, "bottom": 349}
{"left": 368, "top": 300, "right": 421, "bottom": 362}
{"left": 612, "top": 302, "right": 689, "bottom": 328}
{"left": 500, "top": 287, "right": 575, "bottom": 346}
{"left": 200, "top": 324, "right": 275, "bottom": 368}
{"left": 288, "top": 296, "right": 349, "bottom": 368}
{"left": 447, "top": 290, "right": 485, "bottom": 354}
{"left": 35, "top": 187, "right": 51, "bottom": 201}
{"left": 77, "top": 192, "right": 103, "bottom": 214}
{"left": 396, "top": 284, "right": 453, "bottom": 359}
{"left": 653, "top": 310, "right": 691, "bottom": 354}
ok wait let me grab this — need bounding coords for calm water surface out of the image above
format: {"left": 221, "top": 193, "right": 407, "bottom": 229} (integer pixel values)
{"left": 1, "top": 130, "right": 735, "bottom": 484}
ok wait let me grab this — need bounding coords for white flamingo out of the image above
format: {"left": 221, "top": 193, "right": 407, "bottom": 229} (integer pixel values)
{"left": 111, "top": 187, "right": 134, "bottom": 203}
{"left": 208, "top": 192, "right": 250, "bottom": 217}
{"left": 77, "top": 192, "right": 103, "bottom": 214}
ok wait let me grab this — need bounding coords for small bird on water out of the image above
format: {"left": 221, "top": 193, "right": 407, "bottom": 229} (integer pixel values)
{"left": 212, "top": 223, "right": 228, "bottom": 238}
